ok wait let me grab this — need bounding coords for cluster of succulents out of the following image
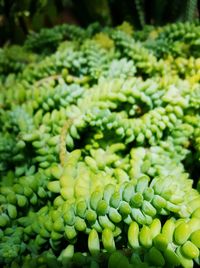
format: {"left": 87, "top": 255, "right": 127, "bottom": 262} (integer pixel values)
{"left": 0, "top": 21, "right": 200, "bottom": 267}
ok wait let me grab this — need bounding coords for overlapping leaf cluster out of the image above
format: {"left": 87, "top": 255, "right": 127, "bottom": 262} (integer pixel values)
{"left": 0, "top": 21, "right": 200, "bottom": 268}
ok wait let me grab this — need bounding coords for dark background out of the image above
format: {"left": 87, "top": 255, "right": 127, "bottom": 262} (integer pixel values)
{"left": 0, "top": 0, "right": 200, "bottom": 46}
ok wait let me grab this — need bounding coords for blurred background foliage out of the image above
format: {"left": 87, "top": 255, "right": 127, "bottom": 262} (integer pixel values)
{"left": 0, "top": 0, "right": 199, "bottom": 46}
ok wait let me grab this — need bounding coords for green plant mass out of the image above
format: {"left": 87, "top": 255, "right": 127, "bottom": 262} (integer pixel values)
{"left": 0, "top": 21, "right": 200, "bottom": 267}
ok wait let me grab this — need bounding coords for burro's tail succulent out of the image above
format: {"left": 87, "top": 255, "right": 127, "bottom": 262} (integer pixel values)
{"left": 1, "top": 20, "right": 200, "bottom": 267}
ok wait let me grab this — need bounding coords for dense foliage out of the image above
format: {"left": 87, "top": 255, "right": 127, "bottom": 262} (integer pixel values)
{"left": 0, "top": 21, "right": 200, "bottom": 267}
